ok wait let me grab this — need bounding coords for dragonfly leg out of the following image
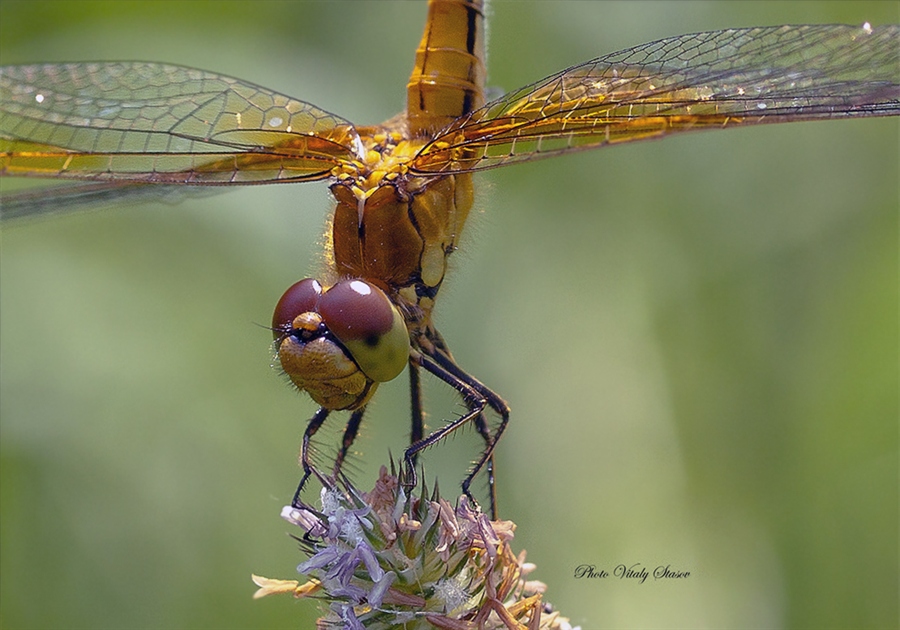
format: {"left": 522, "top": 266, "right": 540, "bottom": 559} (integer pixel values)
{"left": 408, "top": 361, "right": 424, "bottom": 467}
{"left": 292, "top": 406, "right": 330, "bottom": 508}
{"left": 406, "top": 350, "right": 509, "bottom": 519}
{"left": 332, "top": 406, "right": 366, "bottom": 479}
{"left": 428, "top": 348, "right": 510, "bottom": 519}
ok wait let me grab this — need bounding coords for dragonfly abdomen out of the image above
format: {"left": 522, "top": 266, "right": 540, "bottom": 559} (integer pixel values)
{"left": 406, "top": 0, "right": 486, "bottom": 136}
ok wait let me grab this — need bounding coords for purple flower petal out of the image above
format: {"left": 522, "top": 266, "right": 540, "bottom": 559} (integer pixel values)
{"left": 357, "top": 542, "right": 384, "bottom": 582}
{"left": 339, "top": 604, "right": 365, "bottom": 630}
{"left": 331, "top": 583, "right": 367, "bottom": 602}
{"left": 368, "top": 571, "right": 396, "bottom": 608}
{"left": 297, "top": 544, "right": 341, "bottom": 574}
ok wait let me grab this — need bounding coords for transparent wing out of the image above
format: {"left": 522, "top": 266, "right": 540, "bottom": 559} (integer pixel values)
{"left": 0, "top": 62, "right": 361, "bottom": 188}
{"left": 410, "top": 24, "right": 900, "bottom": 174}
{"left": 0, "top": 180, "right": 223, "bottom": 222}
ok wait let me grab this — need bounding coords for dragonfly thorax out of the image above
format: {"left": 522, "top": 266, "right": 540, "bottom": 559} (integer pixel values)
{"left": 330, "top": 123, "right": 430, "bottom": 204}
{"left": 326, "top": 127, "right": 475, "bottom": 335}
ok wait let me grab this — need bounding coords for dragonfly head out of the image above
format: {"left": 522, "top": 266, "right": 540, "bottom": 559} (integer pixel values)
{"left": 272, "top": 278, "right": 410, "bottom": 410}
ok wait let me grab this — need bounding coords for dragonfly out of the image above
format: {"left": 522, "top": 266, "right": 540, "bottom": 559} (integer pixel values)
{"left": 1, "top": 0, "right": 898, "bottom": 519}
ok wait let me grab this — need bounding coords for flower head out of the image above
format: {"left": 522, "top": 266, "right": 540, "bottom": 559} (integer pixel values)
{"left": 253, "top": 467, "right": 577, "bottom": 629}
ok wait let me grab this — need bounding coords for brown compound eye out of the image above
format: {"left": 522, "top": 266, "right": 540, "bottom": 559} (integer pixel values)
{"left": 318, "top": 279, "right": 410, "bottom": 383}
{"left": 318, "top": 280, "right": 394, "bottom": 344}
{"left": 272, "top": 278, "right": 323, "bottom": 335}
{"left": 273, "top": 277, "right": 373, "bottom": 411}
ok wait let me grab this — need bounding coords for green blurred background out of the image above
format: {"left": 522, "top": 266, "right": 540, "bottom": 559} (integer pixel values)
{"left": 1, "top": 1, "right": 897, "bottom": 628}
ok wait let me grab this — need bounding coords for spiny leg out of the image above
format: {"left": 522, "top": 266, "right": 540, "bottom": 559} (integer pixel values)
{"left": 402, "top": 353, "right": 484, "bottom": 506}
{"left": 405, "top": 351, "right": 508, "bottom": 519}
{"left": 408, "top": 361, "right": 424, "bottom": 466}
{"left": 428, "top": 347, "right": 510, "bottom": 517}
{"left": 332, "top": 406, "right": 366, "bottom": 479}
{"left": 408, "top": 357, "right": 498, "bottom": 506}
{"left": 292, "top": 406, "right": 330, "bottom": 508}
{"left": 409, "top": 328, "right": 500, "bottom": 496}
{"left": 418, "top": 328, "right": 510, "bottom": 494}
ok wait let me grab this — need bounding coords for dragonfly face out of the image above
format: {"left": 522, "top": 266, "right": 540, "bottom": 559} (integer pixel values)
{"left": 0, "top": 0, "right": 897, "bottom": 520}
{"left": 272, "top": 277, "right": 409, "bottom": 410}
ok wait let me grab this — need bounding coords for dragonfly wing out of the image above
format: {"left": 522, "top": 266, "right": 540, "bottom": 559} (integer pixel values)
{"left": 0, "top": 62, "right": 361, "bottom": 187}
{"left": 0, "top": 181, "right": 224, "bottom": 222}
{"left": 410, "top": 24, "right": 900, "bottom": 174}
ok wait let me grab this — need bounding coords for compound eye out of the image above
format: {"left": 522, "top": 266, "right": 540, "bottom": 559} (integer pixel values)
{"left": 318, "top": 279, "right": 410, "bottom": 383}
{"left": 272, "top": 278, "right": 323, "bottom": 336}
